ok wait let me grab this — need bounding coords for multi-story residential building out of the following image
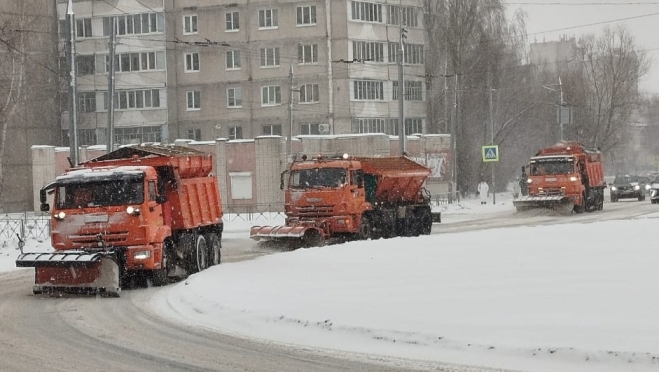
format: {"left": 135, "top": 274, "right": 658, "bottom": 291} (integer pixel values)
{"left": 57, "top": 0, "right": 426, "bottom": 146}
{"left": 56, "top": 0, "right": 168, "bottom": 146}
{"left": 168, "top": 0, "right": 427, "bottom": 141}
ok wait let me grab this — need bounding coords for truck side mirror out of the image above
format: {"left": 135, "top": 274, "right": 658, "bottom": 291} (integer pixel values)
{"left": 280, "top": 170, "right": 289, "bottom": 190}
{"left": 39, "top": 189, "right": 49, "bottom": 212}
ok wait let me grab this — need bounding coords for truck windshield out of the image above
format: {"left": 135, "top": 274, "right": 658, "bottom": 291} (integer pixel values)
{"left": 529, "top": 159, "right": 574, "bottom": 176}
{"left": 290, "top": 168, "right": 347, "bottom": 189}
{"left": 56, "top": 179, "right": 144, "bottom": 209}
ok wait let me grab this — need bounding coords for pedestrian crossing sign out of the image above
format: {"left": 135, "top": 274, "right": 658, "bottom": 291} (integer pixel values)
{"left": 482, "top": 145, "right": 499, "bottom": 162}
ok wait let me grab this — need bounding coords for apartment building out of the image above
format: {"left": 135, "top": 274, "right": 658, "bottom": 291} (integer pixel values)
{"left": 56, "top": 0, "right": 168, "bottom": 146}
{"left": 168, "top": 0, "right": 427, "bottom": 141}
{"left": 57, "top": 0, "right": 426, "bottom": 146}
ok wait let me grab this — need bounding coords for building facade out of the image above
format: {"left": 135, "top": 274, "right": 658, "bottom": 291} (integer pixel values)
{"left": 58, "top": 0, "right": 427, "bottom": 146}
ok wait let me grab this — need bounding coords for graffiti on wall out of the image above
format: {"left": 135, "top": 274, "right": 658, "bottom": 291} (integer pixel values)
{"left": 411, "top": 151, "right": 450, "bottom": 179}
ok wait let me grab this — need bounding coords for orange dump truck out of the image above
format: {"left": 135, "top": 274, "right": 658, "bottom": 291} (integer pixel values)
{"left": 16, "top": 144, "right": 223, "bottom": 296}
{"left": 513, "top": 141, "right": 606, "bottom": 213}
{"left": 250, "top": 154, "right": 434, "bottom": 246}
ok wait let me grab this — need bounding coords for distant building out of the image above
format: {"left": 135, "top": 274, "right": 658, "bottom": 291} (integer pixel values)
{"left": 56, "top": 0, "right": 427, "bottom": 146}
{"left": 529, "top": 35, "right": 577, "bottom": 69}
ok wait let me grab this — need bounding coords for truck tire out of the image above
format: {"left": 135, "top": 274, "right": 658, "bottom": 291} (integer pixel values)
{"left": 152, "top": 239, "right": 172, "bottom": 286}
{"left": 192, "top": 234, "right": 209, "bottom": 273}
{"left": 417, "top": 208, "right": 432, "bottom": 235}
{"left": 359, "top": 215, "right": 372, "bottom": 240}
{"left": 206, "top": 233, "right": 221, "bottom": 266}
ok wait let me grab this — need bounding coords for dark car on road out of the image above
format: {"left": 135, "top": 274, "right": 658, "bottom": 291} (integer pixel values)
{"left": 610, "top": 174, "right": 646, "bottom": 202}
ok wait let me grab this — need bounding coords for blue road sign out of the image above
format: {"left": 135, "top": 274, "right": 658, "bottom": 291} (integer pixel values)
{"left": 482, "top": 145, "right": 499, "bottom": 162}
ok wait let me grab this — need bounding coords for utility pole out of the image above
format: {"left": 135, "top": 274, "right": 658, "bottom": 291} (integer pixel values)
{"left": 106, "top": 17, "right": 116, "bottom": 152}
{"left": 287, "top": 64, "right": 294, "bottom": 158}
{"left": 558, "top": 76, "right": 565, "bottom": 141}
{"left": 489, "top": 88, "right": 496, "bottom": 205}
{"left": 66, "top": 0, "right": 78, "bottom": 165}
{"left": 397, "top": 5, "right": 406, "bottom": 156}
{"left": 449, "top": 73, "right": 458, "bottom": 201}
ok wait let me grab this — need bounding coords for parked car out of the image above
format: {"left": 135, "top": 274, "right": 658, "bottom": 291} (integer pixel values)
{"left": 650, "top": 175, "right": 659, "bottom": 204}
{"left": 609, "top": 174, "right": 646, "bottom": 202}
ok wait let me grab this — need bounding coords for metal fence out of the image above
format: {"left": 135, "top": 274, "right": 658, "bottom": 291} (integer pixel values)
{"left": 0, "top": 212, "right": 50, "bottom": 250}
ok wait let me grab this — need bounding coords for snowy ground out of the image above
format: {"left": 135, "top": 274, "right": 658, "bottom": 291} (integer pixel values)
{"left": 3, "top": 192, "right": 659, "bottom": 372}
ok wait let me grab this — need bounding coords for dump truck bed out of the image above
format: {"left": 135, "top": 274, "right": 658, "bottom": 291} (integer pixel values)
{"left": 354, "top": 156, "right": 430, "bottom": 203}
{"left": 82, "top": 144, "right": 213, "bottom": 178}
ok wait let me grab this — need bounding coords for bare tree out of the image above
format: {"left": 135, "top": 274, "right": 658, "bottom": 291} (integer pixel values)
{"left": 567, "top": 26, "right": 649, "bottom": 155}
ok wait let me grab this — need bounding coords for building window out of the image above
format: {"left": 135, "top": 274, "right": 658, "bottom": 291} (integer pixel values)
{"left": 102, "top": 51, "right": 165, "bottom": 73}
{"left": 226, "top": 11, "right": 239, "bottom": 31}
{"left": 226, "top": 50, "right": 241, "bottom": 69}
{"left": 353, "top": 41, "right": 384, "bottom": 62}
{"left": 296, "top": 6, "right": 316, "bottom": 25}
{"left": 393, "top": 81, "right": 423, "bottom": 101}
{"left": 300, "top": 123, "right": 320, "bottom": 135}
{"left": 187, "top": 128, "right": 201, "bottom": 141}
{"left": 351, "top": 1, "right": 382, "bottom": 22}
{"left": 183, "top": 15, "right": 197, "bottom": 34}
{"left": 229, "top": 126, "right": 243, "bottom": 140}
{"left": 114, "top": 126, "right": 162, "bottom": 145}
{"left": 262, "top": 124, "right": 282, "bottom": 136}
{"left": 187, "top": 90, "right": 201, "bottom": 110}
{"left": 230, "top": 172, "right": 253, "bottom": 200}
{"left": 297, "top": 44, "right": 318, "bottom": 64}
{"left": 387, "top": 5, "right": 419, "bottom": 27}
{"left": 405, "top": 118, "right": 423, "bottom": 134}
{"left": 103, "top": 13, "right": 164, "bottom": 36}
{"left": 185, "top": 52, "right": 199, "bottom": 72}
{"left": 76, "top": 18, "right": 92, "bottom": 38}
{"left": 77, "top": 55, "right": 95, "bottom": 75}
{"left": 78, "top": 92, "right": 96, "bottom": 113}
{"left": 105, "top": 89, "right": 161, "bottom": 110}
{"left": 261, "top": 86, "right": 281, "bottom": 106}
{"left": 260, "top": 47, "right": 280, "bottom": 67}
{"left": 353, "top": 118, "right": 388, "bottom": 134}
{"left": 227, "top": 87, "right": 242, "bottom": 108}
{"left": 353, "top": 80, "right": 384, "bottom": 100}
{"left": 388, "top": 43, "right": 424, "bottom": 64}
{"left": 258, "top": 8, "right": 278, "bottom": 28}
{"left": 299, "top": 84, "right": 319, "bottom": 103}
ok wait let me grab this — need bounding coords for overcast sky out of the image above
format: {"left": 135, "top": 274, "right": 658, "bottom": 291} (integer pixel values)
{"left": 504, "top": 0, "right": 659, "bottom": 94}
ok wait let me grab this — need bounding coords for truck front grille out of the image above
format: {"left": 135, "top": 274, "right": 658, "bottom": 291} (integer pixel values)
{"left": 296, "top": 205, "right": 335, "bottom": 217}
{"left": 69, "top": 231, "right": 129, "bottom": 246}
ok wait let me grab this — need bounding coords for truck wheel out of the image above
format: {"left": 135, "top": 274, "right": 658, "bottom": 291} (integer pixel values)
{"left": 206, "top": 233, "right": 221, "bottom": 266}
{"left": 152, "top": 239, "right": 172, "bottom": 286}
{"left": 418, "top": 208, "right": 432, "bottom": 235}
{"left": 359, "top": 215, "right": 372, "bottom": 240}
{"left": 193, "top": 234, "right": 209, "bottom": 272}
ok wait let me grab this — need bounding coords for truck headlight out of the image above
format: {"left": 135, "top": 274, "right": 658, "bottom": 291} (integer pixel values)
{"left": 126, "top": 206, "right": 141, "bottom": 216}
{"left": 569, "top": 176, "right": 578, "bottom": 182}
{"left": 133, "top": 250, "right": 151, "bottom": 260}
{"left": 54, "top": 211, "right": 66, "bottom": 220}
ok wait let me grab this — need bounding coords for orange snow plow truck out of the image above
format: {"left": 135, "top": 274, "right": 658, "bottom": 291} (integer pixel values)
{"left": 513, "top": 141, "right": 606, "bottom": 213}
{"left": 16, "top": 144, "right": 223, "bottom": 296}
{"left": 250, "top": 154, "right": 435, "bottom": 247}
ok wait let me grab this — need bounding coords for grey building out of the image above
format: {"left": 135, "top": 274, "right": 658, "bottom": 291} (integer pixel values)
{"left": 56, "top": 0, "right": 427, "bottom": 144}
{"left": 167, "top": 0, "right": 428, "bottom": 141}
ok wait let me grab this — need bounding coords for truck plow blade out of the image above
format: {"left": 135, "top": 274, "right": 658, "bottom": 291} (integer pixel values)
{"left": 513, "top": 196, "right": 573, "bottom": 213}
{"left": 250, "top": 225, "right": 308, "bottom": 240}
{"left": 16, "top": 252, "right": 120, "bottom": 296}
